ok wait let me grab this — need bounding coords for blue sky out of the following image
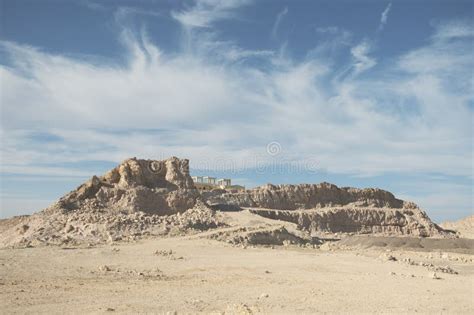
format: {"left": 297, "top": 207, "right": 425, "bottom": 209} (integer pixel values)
{"left": 0, "top": 0, "right": 472, "bottom": 222}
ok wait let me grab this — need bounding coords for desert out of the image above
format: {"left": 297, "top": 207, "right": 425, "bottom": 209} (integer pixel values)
{"left": 1, "top": 1, "right": 473, "bottom": 313}
{"left": 1, "top": 157, "right": 472, "bottom": 314}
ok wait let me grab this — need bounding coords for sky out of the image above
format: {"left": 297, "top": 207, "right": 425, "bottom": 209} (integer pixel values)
{"left": 0, "top": 0, "right": 472, "bottom": 222}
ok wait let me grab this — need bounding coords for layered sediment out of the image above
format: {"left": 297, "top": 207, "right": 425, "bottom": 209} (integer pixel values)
{"left": 203, "top": 183, "right": 447, "bottom": 237}
{"left": 0, "top": 157, "right": 452, "bottom": 248}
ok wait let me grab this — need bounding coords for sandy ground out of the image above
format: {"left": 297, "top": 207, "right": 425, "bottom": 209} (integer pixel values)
{"left": 1, "top": 234, "right": 473, "bottom": 314}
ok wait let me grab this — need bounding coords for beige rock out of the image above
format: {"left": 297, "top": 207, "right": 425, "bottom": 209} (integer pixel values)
{"left": 57, "top": 157, "right": 198, "bottom": 215}
{"left": 440, "top": 215, "right": 474, "bottom": 239}
{"left": 203, "top": 182, "right": 415, "bottom": 210}
{"left": 204, "top": 182, "right": 448, "bottom": 237}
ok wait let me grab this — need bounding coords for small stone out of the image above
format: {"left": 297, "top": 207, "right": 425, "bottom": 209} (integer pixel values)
{"left": 380, "top": 254, "right": 397, "bottom": 261}
{"left": 259, "top": 293, "right": 269, "bottom": 299}
{"left": 431, "top": 272, "right": 441, "bottom": 280}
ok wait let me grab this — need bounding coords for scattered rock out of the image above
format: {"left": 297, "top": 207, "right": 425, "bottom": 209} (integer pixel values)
{"left": 380, "top": 254, "right": 397, "bottom": 262}
{"left": 434, "top": 265, "right": 458, "bottom": 275}
{"left": 99, "top": 265, "right": 111, "bottom": 272}
{"left": 431, "top": 272, "right": 441, "bottom": 280}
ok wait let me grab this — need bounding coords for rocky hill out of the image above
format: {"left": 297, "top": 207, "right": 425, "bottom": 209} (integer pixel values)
{"left": 0, "top": 156, "right": 451, "bottom": 248}
{"left": 0, "top": 157, "right": 223, "bottom": 247}
{"left": 54, "top": 156, "right": 199, "bottom": 215}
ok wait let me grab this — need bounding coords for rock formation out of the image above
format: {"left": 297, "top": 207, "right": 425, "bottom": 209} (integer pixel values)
{"left": 0, "top": 156, "right": 452, "bottom": 248}
{"left": 441, "top": 215, "right": 474, "bottom": 239}
{"left": 202, "top": 182, "right": 414, "bottom": 210}
{"left": 247, "top": 208, "right": 442, "bottom": 237}
{"left": 203, "top": 183, "right": 447, "bottom": 237}
{"left": 0, "top": 157, "right": 223, "bottom": 248}
{"left": 53, "top": 156, "right": 199, "bottom": 215}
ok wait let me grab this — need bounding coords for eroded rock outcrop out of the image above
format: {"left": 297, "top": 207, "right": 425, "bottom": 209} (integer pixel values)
{"left": 248, "top": 208, "right": 444, "bottom": 237}
{"left": 0, "top": 157, "right": 225, "bottom": 248}
{"left": 54, "top": 157, "right": 198, "bottom": 215}
{"left": 203, "top": 183, "right": 414, "bottom": 210}
{"left": 203, "top": 183, "right": 447, "bottom": 237}
{"left": 0, "top": 157, "right": 452, "bottom": 248}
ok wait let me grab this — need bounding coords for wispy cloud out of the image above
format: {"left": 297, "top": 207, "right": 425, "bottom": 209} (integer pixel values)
{"left": 272, "top": 6, "right": 288, "bottom": 40}
{"left": 1, "top": 19, "right": 471, "bottom": 176}
{"left": 171, "top": 0, "right": 250, "bottom": 28}
{"left": 350, "top": 40, "right": 376, "bottom": 76}
{"left": 378, "top": 2, "right": 392, "bottom": 31}
{"left": 431, "top": 19, "right": 474, "bottom": 41}
{"left": 0, "top": 4, "right": 472, "bottom": 219}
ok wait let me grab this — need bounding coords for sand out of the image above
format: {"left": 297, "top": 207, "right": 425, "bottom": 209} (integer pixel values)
{"left": 1, "top": 234, "right": 473, "bottom": 314}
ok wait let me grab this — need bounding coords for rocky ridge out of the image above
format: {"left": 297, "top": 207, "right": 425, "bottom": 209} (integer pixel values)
{"left": 202, "top": 183, "right": 446, "bottom": 237}
{"left": 0, "top": 156, "right": 452, "bottom": 248}
{"left": 202, "top": 182, "right": 415, "bottom": 210}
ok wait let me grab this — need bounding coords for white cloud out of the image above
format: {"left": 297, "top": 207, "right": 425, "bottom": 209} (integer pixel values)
{"left": 350, "top": 40, "right": 377, "bottom": 76}
{"left": 432, "top": 20, "right": 474, "bottom": 41}
{"left": 171, "top": 0, "right": 250, "bottom": 28}
{"left": 272, "top": 7, "right": 288, "bottom": 40}
{"left": 0, "top": 7, "right": 472, "bottom": 219}
{"left": 378, "top": 2, "right": 392, "bottom": 31}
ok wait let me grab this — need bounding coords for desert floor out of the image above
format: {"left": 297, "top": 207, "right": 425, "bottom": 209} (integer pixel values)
{"left": 1, "top": 234, "right": 473, "bottom": 314}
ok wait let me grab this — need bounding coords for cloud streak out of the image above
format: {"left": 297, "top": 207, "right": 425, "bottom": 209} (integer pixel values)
{"left": 350, "top": 40, "right": 377, "bottom": 76}
{"left": 171, "top": 0, "right": 250, "bottom": 28}
{"left": 272, "top": 6, "right": 288, "bottom": 40}
{"left": 378, "top": 2, "right": 392, "bottom": 31}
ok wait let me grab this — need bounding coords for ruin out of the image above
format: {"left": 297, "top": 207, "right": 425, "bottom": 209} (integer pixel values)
{"left": 191, "top": 176, "right": 244, "bottom": 191}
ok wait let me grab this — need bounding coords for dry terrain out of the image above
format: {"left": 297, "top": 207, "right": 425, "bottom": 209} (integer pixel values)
{"left": 1, "top": 157, "right": 473, "bottom": 314}
{"left": 1, "top": 211, "right": 473, "bottom": 314}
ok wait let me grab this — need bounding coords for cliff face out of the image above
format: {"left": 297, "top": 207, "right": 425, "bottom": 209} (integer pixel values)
{"left": 248, "top": 208, "right": 444, "bottom": 237}
{"left": 203, "top": 182, "right": 415, "bottom": 210}
{"left": 202, "top": 183, "right": 446, "bottom": 237}
{"left": 55, "top": 157, "right": 199, "bottom": 215}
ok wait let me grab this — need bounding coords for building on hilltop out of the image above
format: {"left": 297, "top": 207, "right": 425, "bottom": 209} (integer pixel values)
{"left": 191, "top": 176, "right": 244, "bottom": 191}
